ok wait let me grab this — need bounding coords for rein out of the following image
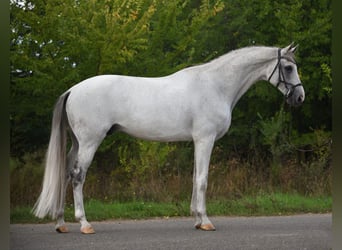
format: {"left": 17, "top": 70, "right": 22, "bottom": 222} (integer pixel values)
{"left": 267, "top": 48, "right": 302, "bottom": 99}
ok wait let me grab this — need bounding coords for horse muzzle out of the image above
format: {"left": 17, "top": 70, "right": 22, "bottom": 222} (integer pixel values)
{"left": 286, "top": 84, "right": 305, "bottom": 107}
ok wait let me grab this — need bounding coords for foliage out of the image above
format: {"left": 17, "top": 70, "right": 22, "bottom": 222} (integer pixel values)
{"left": 10, "top": 0, "right": 331, "bottom": 205}
{"left": 258, "top": 108, "right": 291, "bottom": 163}
{"left": 10, "top": 135, "right": 331, "bottom": 206}
{"left": 10, "top": 0, "right": 157, "bottom": 155}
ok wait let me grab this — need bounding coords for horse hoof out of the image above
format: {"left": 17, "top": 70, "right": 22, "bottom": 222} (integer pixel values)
{"left": 56, "top": 225, "right": 69, "bottom": 233}
{"left": 81, "top": 226, "right": 95, "bottom": 234}
{"left": 196, "top": 223, "right": 216, "bottom": 231}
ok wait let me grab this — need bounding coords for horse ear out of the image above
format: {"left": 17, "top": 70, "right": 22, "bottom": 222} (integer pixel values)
{"left": 290, "top": 44, "right": 298, "bottom": 54}
{"left": 282, "top": 43, "right": 293, "bottom": 54}
{"left": 283, "top": 42, "right": 298, "bottom": 54}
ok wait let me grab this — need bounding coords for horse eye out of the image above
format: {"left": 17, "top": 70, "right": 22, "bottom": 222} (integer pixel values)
{"left": 285, "top": 65, "right": 293, "bottom": 73}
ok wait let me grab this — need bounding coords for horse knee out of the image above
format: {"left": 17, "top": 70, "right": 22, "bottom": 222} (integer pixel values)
{"left": 197, "top": 177, "right": 208, "bottom": 192}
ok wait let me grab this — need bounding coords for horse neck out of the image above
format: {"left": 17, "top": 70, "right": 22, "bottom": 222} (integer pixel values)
{"left": 204, "top": 47, "right": 276, "bottom": 108}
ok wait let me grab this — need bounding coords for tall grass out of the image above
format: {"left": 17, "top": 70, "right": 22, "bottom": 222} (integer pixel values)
{"left": 10, "top": 147, "right": 331, "bottom": 207}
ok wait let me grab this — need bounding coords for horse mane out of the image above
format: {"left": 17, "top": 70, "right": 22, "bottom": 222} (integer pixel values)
{"left": 209, "top": 46, "right": 297, "bottom": 69}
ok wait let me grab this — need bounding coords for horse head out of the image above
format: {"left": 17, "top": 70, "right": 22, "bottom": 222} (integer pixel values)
{"left": 268, "top": 43, "right": 305, "bottom": 107}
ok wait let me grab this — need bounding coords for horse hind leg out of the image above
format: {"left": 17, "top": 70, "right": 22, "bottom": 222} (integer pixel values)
{"left": 71, "top": 142, "right": 101, "bottom": 234}
{"left": 55, "top": 135, "right": 78, "bottom": 233}
{"left": 54, "top": 174, "right": 70, "bottom": 233}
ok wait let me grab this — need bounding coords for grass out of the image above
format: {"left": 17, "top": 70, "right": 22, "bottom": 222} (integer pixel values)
{"left": 10, "top": 192, "right": 331, "bottom": 224}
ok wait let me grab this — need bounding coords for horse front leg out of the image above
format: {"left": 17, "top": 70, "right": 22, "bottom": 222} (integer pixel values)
{"left": 191, "top": 136, "right": 216, "bottom": 231}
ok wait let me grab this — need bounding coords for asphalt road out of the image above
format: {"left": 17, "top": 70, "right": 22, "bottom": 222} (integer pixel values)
{"left": 10, "top": 214, "right": 331, "bottom": 250}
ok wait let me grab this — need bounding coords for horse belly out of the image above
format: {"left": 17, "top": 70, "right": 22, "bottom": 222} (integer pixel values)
{"left": 117, "top": 109, "right": 193, "bottom": 142}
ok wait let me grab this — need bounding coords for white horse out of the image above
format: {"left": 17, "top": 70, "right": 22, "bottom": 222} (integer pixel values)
{"left": 33, "top": 44, "right": 304, "bottom": 234}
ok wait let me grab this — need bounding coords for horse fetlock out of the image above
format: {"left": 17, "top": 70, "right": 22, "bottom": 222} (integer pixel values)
{"left": 75, "top": 209, "right": 84, "bottom": 221}
{"left": 56, "top": 209, "right": 65, "bottom": 219}
{"left": 190, "top": 203, "right": 197, "bottom": 214}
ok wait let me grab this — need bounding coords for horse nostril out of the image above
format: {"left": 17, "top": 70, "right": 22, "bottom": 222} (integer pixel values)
{"left": 297, "top": 95, "right": 304, "bottom": 103}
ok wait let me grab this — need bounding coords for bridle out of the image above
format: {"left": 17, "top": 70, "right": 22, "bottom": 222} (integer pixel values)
{"left": 267, "top": 48, "right": 302, "bottom": 99}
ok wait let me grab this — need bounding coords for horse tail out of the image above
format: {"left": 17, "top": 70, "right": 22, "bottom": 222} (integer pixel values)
{"left": 32, "top": 91, "right": 71, "bottom": 219}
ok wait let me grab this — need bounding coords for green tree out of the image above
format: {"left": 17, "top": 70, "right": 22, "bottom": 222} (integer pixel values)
{"left": 10, "top": 0, "right": 156, "bottom": 156}
{"left": 127, "top": 0, "right": 224, "bottom": 76}
{"left": 215, "top": 0, "right": 331, "bottom": 158}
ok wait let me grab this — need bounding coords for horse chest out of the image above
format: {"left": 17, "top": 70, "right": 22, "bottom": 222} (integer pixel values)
{"left": 215, "top": 114, "right": 231, "bottom": 139}
{"left": 192, "top": 100, "right": 231, "bottom": 140}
